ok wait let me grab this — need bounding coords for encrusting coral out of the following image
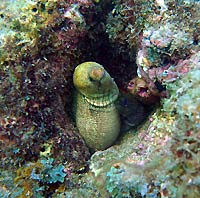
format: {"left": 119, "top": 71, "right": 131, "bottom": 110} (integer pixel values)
{"left": 0, "top": 0, "right": 96, "bottom": 196}
{"left": 107, "top": 0, "right": 200, "bottom": 105}
{"left": 73, "top": 62, "right": 120, "bottom": 151}
{"left": 0, "top": 0, "right": 200, "bottom": 197}
{"left": 69, "top": 1, "right": 200, "bottom": 198}
{"left": 0, "top": 0, "right": 96, "bottom": 166}
{"left": 84, "top": 52, "right": 200, "bottom": 198}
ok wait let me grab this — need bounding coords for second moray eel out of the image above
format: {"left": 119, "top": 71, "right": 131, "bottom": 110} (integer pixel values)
{"left": 73, "top": 62, "right": 120, "bottom": 151}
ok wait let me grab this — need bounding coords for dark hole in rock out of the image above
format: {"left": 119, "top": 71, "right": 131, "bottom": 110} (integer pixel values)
{"left": 32, "top": 8, "right": 37, "bottom": 12}
{"left": 48, "top": 9, "right": 53, "bottom": 14}
{"left": 65, "top": 0, "right": 155, "bottom": 145}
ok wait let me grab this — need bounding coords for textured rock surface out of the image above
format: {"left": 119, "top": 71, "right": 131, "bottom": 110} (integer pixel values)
{"left": 0, "top": 0, "right": 199, "bottom": 197}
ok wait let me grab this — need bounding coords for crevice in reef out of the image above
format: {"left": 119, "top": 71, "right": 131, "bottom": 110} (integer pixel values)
{"left": 67, "top": 1, "right": 156, "bottom": 143}
{"left": 77, "top": 0, "right": 137, "bottom": 90}
{"left": 67, "top": 1, "right": 148, "bottom": 137}
{"left": 1, "top": 0, "right": 199, "bottom": 197}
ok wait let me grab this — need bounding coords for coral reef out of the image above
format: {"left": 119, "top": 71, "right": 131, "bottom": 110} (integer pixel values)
{"left": 13, "top": 159, "right": 66, "bottom": 197}
{"left": 107, "top": 0, "right": 199, "bottom": 104}
{"left": 0, "top": 0, "right": 199, "bottom": 197}
{"left": 106, "top": 0, "right": 199, "bottom": 54}
{"left": 0, "top": 0, "right": 96, "bottom": 166}
{"left": 0, "top": 0, "right": 96, "bottom": 195}
{"left": 86, "top": 52, "right": 200, "bottom": 198}
{"left": 127, "top": 21, "right": 197, "bottom": 104}
{"left": 80, "top": 1, "right": 200, "bottom": 198}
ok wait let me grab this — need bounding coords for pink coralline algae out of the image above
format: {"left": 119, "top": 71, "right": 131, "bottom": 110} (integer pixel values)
{"left": 0, "top": 0, "right": 97, "bottom": 173}
{"left": 0, "top": 0, "right": 200, "bottom": 197}
{"left": 128, "top": 22, "right": 199, "bottom": 104}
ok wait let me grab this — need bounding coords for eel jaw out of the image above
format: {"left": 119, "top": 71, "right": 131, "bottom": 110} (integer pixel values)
{"left": 83, "top": 93, "right": 118, "bottom": 107}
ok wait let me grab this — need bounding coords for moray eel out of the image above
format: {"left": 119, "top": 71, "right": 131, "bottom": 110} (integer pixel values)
{"left": 73, "top": 62, "right": 120, "bottom": 151}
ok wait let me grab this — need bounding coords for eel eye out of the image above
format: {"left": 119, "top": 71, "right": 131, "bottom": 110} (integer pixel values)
{"left": 89, "top": 76, "right": 95, "bottom": 82}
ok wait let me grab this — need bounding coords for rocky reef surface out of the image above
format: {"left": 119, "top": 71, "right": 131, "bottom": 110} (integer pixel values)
{"left": 0, "top": 0, "right": 199, "bottom": 197}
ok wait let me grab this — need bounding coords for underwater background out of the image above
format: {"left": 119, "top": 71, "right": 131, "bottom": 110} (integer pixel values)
{"left": 0, "top": 0, "right": 199, "bottom": 197}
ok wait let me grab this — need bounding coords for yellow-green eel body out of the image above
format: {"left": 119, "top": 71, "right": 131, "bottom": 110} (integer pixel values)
{"left": 73, "top": 62, "right": 120, "bottom": 151}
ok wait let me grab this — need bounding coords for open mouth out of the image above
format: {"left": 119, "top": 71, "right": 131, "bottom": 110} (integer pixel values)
{"left": 138, "top": 87, "right": 149, "bottom": 97}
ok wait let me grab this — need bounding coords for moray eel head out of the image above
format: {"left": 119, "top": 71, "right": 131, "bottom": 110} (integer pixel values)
{"left": 73, "top": 62, "right": 120, "bottom": 150}
{"left": 73, "top": 62, "right": 119, "bottom": 106}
